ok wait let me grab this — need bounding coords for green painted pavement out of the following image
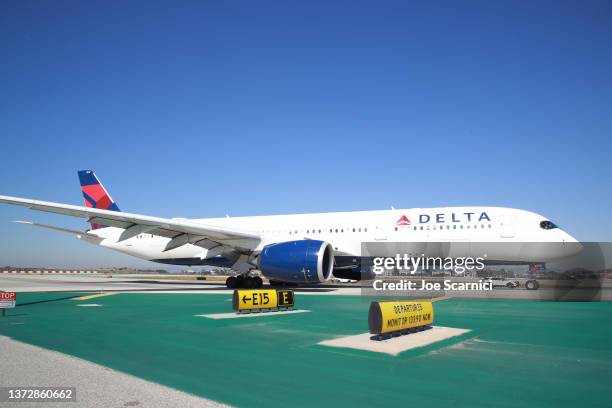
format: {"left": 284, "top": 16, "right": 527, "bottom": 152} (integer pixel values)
{"left": 1, "top": 293, "right": 611, "bottom": 407}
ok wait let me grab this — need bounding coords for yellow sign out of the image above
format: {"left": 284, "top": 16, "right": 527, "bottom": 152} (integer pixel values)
{"left": 368, "top": 301, "right": 434, "bottom": 335}
{"left": 232, "top": 289, "right": 295, "bottom": 311}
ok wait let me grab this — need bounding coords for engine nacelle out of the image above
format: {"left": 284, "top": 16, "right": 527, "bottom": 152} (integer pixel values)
{"left": 258, "top": 240, "right": 334, "bottom": 283}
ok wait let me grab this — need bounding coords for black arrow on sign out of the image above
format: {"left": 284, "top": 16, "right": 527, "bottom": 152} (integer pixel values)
{"left": 242, "top": 295, "right": 251, "bottom": 303}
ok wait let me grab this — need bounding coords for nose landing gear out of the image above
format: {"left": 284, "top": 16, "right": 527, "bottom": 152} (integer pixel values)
{"left": 226, "top": 275, "right": 263, "bottom": 289}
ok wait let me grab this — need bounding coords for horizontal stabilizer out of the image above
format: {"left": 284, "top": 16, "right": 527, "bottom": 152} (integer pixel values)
{"left": 14, "top": 221, "right": 103, "bottom": 244}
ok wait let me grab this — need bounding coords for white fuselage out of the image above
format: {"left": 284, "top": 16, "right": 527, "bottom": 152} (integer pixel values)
{"left": 85, "top": 206, "right": 578, "bottom": 271}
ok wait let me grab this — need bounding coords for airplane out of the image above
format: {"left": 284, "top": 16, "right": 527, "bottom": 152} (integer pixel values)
{"left": 0, "top": 170, "right": 581, "bottom": 289}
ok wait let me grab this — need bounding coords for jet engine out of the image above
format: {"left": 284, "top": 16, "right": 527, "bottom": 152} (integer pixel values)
{"left": 258, "top": 240, "right": 334, "bottom": 283}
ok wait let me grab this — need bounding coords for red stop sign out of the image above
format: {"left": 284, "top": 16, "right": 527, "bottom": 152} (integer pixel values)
{"left": 0, "top": 292, "right": 16, "bottom": 301}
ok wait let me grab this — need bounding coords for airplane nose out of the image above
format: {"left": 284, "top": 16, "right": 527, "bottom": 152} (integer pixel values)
{"left": 561, "top": 231, "right": 583, "bottom": 256}
{"left": 563, "top": 231, "right": 579, "bottom": 243}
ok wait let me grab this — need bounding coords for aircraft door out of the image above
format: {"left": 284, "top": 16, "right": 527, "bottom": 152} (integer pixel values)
{"left": 499, "top": 215, "right": 515, "bottom": 238}
{"left": 374, "top": 225, "right": 388, "bottom": 241}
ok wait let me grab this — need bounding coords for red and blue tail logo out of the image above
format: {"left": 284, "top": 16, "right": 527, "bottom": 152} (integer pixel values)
{"left": 78, "top": 170, "right": 120, "bottom": 230}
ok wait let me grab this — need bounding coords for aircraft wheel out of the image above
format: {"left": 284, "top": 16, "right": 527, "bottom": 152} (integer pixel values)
{"left": 506, "top": 282, "right": 514, "bottom": 288}
{"left": 242, "top": 276, "right": 256, "bottom": 289}
{"left": 525, "top": 280, "right": 540, "bottom": 290}
{"left": 253, "top": 276, "right": 263, "bottom": 288}
{"left": 226, "top": 276, "right": 238, "bottom": 289}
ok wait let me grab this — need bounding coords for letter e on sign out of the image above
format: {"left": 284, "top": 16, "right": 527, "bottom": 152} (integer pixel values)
{"left": 277, "top": 290, "right": 294, "bottom": 307}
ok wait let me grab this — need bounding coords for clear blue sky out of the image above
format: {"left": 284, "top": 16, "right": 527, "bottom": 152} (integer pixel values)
{"left": 1, "top": 0, "right": 611, "bottom": 268}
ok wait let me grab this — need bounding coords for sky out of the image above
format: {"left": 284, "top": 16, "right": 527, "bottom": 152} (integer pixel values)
{"left": 0, "top": 0, "right": 611, "bottom": 268}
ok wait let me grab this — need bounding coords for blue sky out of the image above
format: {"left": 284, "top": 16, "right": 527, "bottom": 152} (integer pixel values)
{"left": 1, "top": 0, "right": 611, "bottom": 268}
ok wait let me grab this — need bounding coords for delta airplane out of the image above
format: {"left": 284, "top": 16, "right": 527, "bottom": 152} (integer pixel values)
{"left": 0, "top": 170, "right": 580, "bottom": 288}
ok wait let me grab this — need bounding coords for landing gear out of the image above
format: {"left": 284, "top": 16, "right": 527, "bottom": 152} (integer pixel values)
{"left": 226, "top": 276, "right": 239, "bottom": 289}
{"left": 226, "top": 275, "right": 263, "bottom": 289}
{"left": 525, "top": 279, "right": 540, "bottom": 290}
{"left": 245, "top": 276, "right": 263, "bottom": 288}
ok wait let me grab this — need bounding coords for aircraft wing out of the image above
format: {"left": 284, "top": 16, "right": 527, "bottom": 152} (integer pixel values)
{"left": 0, "top": 195, "right": 260, "bottom": 252}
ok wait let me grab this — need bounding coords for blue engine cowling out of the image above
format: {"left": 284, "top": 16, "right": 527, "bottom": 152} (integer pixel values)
{"left": 258, "top": 240, "right": 334, "bottom": 283}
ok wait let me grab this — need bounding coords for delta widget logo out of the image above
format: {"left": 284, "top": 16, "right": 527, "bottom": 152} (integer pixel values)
{"left": 395, "top": 215, "right": 411, "bottom": 227}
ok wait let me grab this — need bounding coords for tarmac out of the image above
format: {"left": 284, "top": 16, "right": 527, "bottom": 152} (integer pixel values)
{"left": 0, "top": 336, "right": 226, "bottom": 408}
{"left": 3, "top": 274, "right": 609, "bottom": 300}
{"left": 0, "top": 274, "right": 360, "bottom": 295}
{"left": 0, "top": 282, "right": 611, "bottom": 407}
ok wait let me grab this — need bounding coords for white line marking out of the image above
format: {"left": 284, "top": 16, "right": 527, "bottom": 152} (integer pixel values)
{"left": 195, "top": 309, "right": 310, "bottom": 319}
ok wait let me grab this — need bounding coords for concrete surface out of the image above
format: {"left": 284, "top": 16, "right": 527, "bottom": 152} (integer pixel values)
{"left": 318, "top": 326, "right": 471, "bottom": 356}
{"left": 196, "top": 309, "right": 310, "bottom": 319}
{"left": 3, "top": 274, "right": 610, "bottom": 300}
{"left": 0, "top": 274, "right": 226, "bottom": 292}
{"left": 0, "top": 274, "right": 358, "bottom": 295}
{"left": 0, "top": 336, "right": 227, "bottom": 408}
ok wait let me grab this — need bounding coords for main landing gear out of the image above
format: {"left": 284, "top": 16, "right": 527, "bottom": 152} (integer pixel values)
{"left": 226, "top": 275, "right": 263, "bottom": 289}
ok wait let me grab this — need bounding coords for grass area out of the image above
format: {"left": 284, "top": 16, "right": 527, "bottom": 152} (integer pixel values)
{"left": 1, "top": 293, "right": 611, "bottom": 407}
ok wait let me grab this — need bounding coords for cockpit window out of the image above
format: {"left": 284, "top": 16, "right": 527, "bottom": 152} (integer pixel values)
{"left": 540, "top": 220, "right": 558, "bottom": 230}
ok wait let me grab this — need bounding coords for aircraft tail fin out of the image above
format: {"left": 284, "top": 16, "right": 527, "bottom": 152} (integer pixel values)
{"left": 78, "top": 170, "right": 120, "bottom": 230}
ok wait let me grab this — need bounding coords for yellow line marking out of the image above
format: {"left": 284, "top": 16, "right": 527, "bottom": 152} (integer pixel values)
{"left": 73, "top": 292, "right": 118, "bottom": 301}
